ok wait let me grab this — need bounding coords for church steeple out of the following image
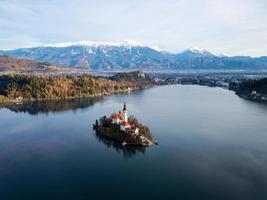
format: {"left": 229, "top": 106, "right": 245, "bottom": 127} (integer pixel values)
{"left": 123, "top": 102, "right": 127, "bottom": 111}
{"left": 122, "top": 102, "right": 128, "bottom": 122}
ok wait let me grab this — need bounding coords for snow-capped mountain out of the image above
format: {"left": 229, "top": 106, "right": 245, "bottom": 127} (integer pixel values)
{"left": 0, "top": 41, "right": 169, "bottom": 70}
{"left": 0, "top": 41, "right": 266, "bottom": 70}
{"left": 179, "top": 47, "right": 215, "bottom": 57}
{"left": 44, "top": 40, "right": 145, "bottom": 48}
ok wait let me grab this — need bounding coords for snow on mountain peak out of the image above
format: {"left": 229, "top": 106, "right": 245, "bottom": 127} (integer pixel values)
{"left": 188, "top": 47, "right": 206, "bottom": 53}
{"left": 183, "top": 47, "right": 215, "bottom": 56}
{"left": 121, "top": 40, "right": 143, "bottom": 47}
{"left": 44, "top": 40, "right": 145, "bottom": 48}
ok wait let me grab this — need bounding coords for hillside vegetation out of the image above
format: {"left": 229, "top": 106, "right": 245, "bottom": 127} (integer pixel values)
{"left": 0, "top": 55, "right": 87, "bottom": 74}
{"left": 236, "top": 78, "right": 267, "bottom": 103}
{"left": 236, "top": 78, "right": 267, "bottom": 95}
{"left": 0, "top": 71, "right": 154, "bottom": 101}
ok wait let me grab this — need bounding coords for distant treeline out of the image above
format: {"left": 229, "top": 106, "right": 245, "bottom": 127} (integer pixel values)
{"left": 0, "top": 71, "right": 154, "bottom": 101}
{"left": 234, "top": 78, "right": 267, "bottom": 103}
{"left": 236, "top": 78, "right": 267, "bottom": 95}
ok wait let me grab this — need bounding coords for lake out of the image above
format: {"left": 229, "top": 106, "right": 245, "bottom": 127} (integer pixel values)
{"left": 1, "top": 85, "right": 267, "bottom": 200}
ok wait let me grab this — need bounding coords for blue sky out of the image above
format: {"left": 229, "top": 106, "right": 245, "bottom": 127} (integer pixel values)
{"left": 0, "top": 0, "right": 267, "bottom": 56}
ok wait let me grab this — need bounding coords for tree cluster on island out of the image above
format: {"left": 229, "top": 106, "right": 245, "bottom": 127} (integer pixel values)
{"left": 95, "top": 115, "right": 153, "bottom": 147}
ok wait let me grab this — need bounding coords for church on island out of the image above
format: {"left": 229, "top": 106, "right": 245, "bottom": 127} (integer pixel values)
{"left": 93, "top": 102, "right": 154, "bottom": 147}
{"left": 111, "top": 102, "right": 139, "bottom": 135}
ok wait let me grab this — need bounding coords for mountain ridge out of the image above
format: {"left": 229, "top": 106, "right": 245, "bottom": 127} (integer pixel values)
{"left": 0, "top": 41, "right": 267, "bottom": 71}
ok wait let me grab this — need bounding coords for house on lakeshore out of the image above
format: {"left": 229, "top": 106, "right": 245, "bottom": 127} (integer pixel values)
{"left": 252, "top": 90, "right": 257, "bottom": 95}
{"left": 111, "top": 102, "right": 139, "bottom": 134}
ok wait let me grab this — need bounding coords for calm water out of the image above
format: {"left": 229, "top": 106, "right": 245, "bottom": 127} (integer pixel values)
{"left": 1, "top": 85, "right": 267, "bottom": 200}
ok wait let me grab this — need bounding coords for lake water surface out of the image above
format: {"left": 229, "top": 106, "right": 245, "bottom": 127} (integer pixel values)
{"left": 1, "top": 85, "right": 267, "bottom": 200}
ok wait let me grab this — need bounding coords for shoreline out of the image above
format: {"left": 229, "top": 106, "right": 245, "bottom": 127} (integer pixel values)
{"left": 173, "top": 83, "right": 267, "bottom": 104}
{"left": 0, "top": 71, "right": 155, "bottom": 105}
{"left": 0, "top": 86, "right": 155, "bottom": 105}
{"left": 95, "top": 126, "right": 154, "bottom": 147}
{"left": 235, "top": 93, "right": 267, "bottom": 104}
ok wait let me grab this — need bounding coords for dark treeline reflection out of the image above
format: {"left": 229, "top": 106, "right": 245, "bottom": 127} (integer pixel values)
{"left": 94, "top": 132, "right": 146, "bottom": 159}
{"left": 0, "top": 97, "right": 104, "bottom": 115}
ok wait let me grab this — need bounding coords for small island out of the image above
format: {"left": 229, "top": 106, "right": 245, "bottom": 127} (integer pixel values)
{"left": 93, "top": 102, "right": 156, "bottom": 147}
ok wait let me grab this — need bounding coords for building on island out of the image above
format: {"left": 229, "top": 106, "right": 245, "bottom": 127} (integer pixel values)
{"left": 94, "top": 101, "right": 154, "bottom": 147}
{"left": 111, "top": 102, "right": 139, "bottom": 135}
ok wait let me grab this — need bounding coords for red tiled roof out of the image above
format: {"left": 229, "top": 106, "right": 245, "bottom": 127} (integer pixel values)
{"left": 120, "top": 121, "right": 130, "bottom": 126}
{"left": 111, "top": 113, "right": 123, "bottom": 119}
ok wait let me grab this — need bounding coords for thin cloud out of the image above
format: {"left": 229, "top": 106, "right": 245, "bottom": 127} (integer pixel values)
{"left": 0, "top": 0, "right": 266, "bottom": 56}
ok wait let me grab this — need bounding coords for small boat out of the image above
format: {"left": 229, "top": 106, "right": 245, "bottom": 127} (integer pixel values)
{"left": 154, "top": 140, "right": 158, "bottom": 145}
{"left": 122, "top": 141, "right": 127, "bottom": 146}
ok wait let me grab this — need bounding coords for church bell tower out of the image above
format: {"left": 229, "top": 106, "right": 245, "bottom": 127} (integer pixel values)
{"left": 122, "top": 102, "right": 128, "bottom": 122}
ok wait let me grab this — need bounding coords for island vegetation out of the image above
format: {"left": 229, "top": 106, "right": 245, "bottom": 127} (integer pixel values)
{"left": 95, "top": 116, "right": 153, "bottom": 147}
{"left": 94, "top": 103, "right": 155, "bottom": 147}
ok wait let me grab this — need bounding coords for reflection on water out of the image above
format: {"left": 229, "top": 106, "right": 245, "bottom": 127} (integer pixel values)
{"left": 94, "top": 132, "right": 146, "bottom": 159}
{"left": 1, "top": 85, "right": 267, "bottom": 200}
{"left": 0, "top": 97, "right": 104, "bottom": 115}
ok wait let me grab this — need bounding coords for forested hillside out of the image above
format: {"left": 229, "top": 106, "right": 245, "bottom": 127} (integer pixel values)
{"left": 235, "top": 78, "right": 267, "bottom": 103}
{"left": 0, "top": 71, "right": 154, "bottom": 101}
